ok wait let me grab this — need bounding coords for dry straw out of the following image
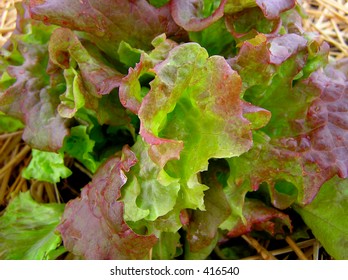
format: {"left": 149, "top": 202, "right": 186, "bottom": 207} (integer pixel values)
{"left": 0, "top": 0, "right": 20, "bottom": 47}
{"left": 301, "top": 0, "right": 348, "bottom": 60}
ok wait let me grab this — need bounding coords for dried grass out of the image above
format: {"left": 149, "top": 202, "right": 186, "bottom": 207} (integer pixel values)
{"left": 0, "top": 0, "right": 21, "bottom": 47}
{"left": 301, "top": 0, "right": 348, "bottom": 60}
{"left": 240, "top": 237, "right": 330, "bottom": 260}
{"left": 0, "top": 131, "right": 61, "bottom": 207}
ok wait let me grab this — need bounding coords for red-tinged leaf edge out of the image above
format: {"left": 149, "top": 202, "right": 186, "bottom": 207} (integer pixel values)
{"left": 227, "top": 199, "right": 292, "bottom": 238}
{"left": 170, "top": 0, "right": 227, "bottom": 32}
{"left": 256, "top": 0, "right": 296, "bottom": 20}
{"left": 57, "top": 146, "right": 158, "bottom": 259}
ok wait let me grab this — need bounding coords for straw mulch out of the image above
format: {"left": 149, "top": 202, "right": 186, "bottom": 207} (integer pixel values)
{"left": 302, "top": 0, "right": 348, "bottom": 60}
{"left": 0, "top": 0, "right": 20, "bottom": 47}
{"left": 0, "top": 0, "right": 344, "bottom": 260}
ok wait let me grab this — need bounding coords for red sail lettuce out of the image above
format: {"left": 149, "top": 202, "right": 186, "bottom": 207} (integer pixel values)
{"left": 226, "top": 198, "right": 292, "bottom": 238}
{"left": 57, "top": 146, "right": 158, "bottom": 259}
{"left": 1, "top": 0, "right": 347, "bottom": 260}
{"left": 29, "top": 0, "right": 186, "bottom": 59}
{"left": 226, "top": 34, "right": 348, "bottom": 209}
{"left": 47, "top": 28, "right": 130, "bottom": 126}
{"left": 0, "top": 5, "right": 69, "bottom": 151}
{"left": 170, "top": 0, "right": 227, "bottom": 31}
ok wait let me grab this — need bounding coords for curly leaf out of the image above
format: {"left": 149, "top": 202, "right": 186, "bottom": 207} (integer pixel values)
{"left": 119, "top": 34, "right": 178, "bottom": 114}
{"left": 226, "top": 35, "right": 346, "bottom": 208}
{"left": 185, "top": 159, "right": 231, "bottom": 255}
{"left": 22, "top": 149, "right": 72, "bottom": 183}
{"left": 226, "top": 198, "right": 292, "bottom": 238}
{"left": 48, "top": 28, "right": 130, "bottom": 126}
{"left": 61, "top": 125, "right": 100, "bottom": 173}
{"left": 170, "top": 0, "right": 227, "bottom": 31}
{"left": 121, "top": 137, "right": 180, "bottom": 223}
{"left": 224, "top": 0, "right": 295, "bottom": 38}
{"left": 29, "top": 0, "right": 184, "bottom": 59}
{"left": 57, "top": 146, "right": 158, "bottom": 259}
{"left": 49, "top": 28, "right": 123, "bottom": 97}
{"left": 224, "top": 0, "right": 295, "bottom": 19}
{"left": 137, "top": 43, "right": 269, "bottom": 210}
{"left": 0, "top": 7, "right": 70, "bottom": 151}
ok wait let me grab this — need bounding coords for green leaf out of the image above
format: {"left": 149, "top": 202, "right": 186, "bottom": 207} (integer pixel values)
{"left": 170, "top": 0, "right": 226, "bottom": 32}
{"left": 225, "top": 198, "right": 292, "bottom": 238}
{"left": 294, "top": 176, "right": 348, "bottom": 260}
{"left": 119, "top": 34, "right": 178, "bottom": 114}
{"left": 224, "top": 0, "right": 257, "bottom": 14}
{"left": 46, "top": 246, "right": 67, "bottom": 260}
{"left": 62, "top": 125, "right": 100, "bottom": 173}
{"left": 225, "top": 7, "right": 278, "bottom": 36}
{"left": 0, "top": 10, "right": 70, "bottom": 152}
{"left": 136, "top": 43, "right": 269, "bottom": 211}
{"left": 227, "top": 34, "right": 347, "bottom": 209}
{"left": 48, "top": 28, "right": 130, "bottom": 127}
{"left": 0, "top": 71, "right": 16, "bottom": 92}
{"left": 118, "top": 41, "right": 142, "bottom": 68}
{"left": 0, "top": 192, "right": 64, "bottom": 260}
{"left": 189, "top": 18, "right": 236, "bottom": 56}
{"left": 0, "top": 112, "right": 24, "bottom": 133}
{"left": 185, "top": 159, "right": 231, "bottom": 255}
{"left": 57, "top": 147, "right": 158, "bottom": 259}
{"left": 121, "top": 137, "right": 180, "bottom": 222}
{"left": 148, "top": 0, "right": 170, "bottom": 7}
{"left": 224, "top": 0, "right": 296, "bottom": 19}
{"left": 29, "top": 0, "right": 184, "bottom": 60}
{"left": 152, "top": 232, "right": 181, "bottom": 260}
{"left": 22, "top": 149, "right": 72, "bottom": 183}
{"left": 57, "top": 67, "right": 86, "bottom": 119}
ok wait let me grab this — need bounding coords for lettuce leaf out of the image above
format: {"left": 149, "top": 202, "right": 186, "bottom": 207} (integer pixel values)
{"left": 0, "top": 112, "right": 24, "bottom": 133}
{"left": 121, "top": 137, "right": 180, "bottom": 223}
{"left": 184, "top": 159, "right": 231, "bottom": 255}
{"left": 152, "top": 232, "right": 181, "bottom": 260}
{"left": 226, "top": 198, "right": 292, "bottom": 238}
{"left": 294, "top": 176, "right": 348, "bottom": 259}
{"left": 119, "top": 34, "right": 178, "bottom": 114}
{"left": 1, "top": 0, "right": 347, "bottom": 260}
{"left": 224, "top": 0, "right": 295, "bottom": 18}
{"left": 225, "top": 34, "right": 348, "bottom": 208}
{"left": 22, "top": 149, "right": 72, "bottom": 183}
{"left": 189, "top": 18, "right": 236, "bottom": 56}
{"left": 0, "top": 4, "right": 70, "bottom": 151}
{"left": 47, "top": 28, "right": 130, "bottom": 127}
{"left": 61, "top": 125, "right": 100, "bottom": 173}
{"left": 29, "top": 0, "right": 185, "bottom": 59}
{"left": 138, "top": 43, "right": 270, "bottom": 210}
{"left": 0, "top": 192, "right": 64, "bottom": 260}
{"left": 170, "top": 0, "right": 227, "bottom": 31}
{"left": 57, "top": 146, "right": 158, "bottom": 259}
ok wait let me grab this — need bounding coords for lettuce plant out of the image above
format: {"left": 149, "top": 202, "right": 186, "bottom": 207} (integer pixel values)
{"left": 0, "top": 0, "right": 347, "bottom": 260}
